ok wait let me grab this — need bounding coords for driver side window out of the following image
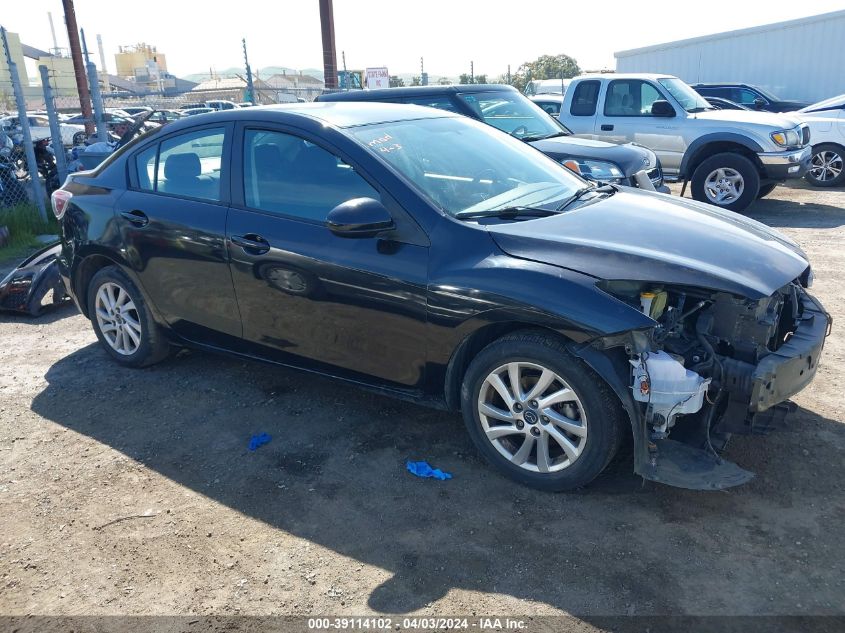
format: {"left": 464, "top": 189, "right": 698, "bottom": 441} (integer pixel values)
{"left": 242, "top": 129, "right": 378, "bottom": 222}
{"left": 604, "top": 80, "right": 663, "bottom": 117}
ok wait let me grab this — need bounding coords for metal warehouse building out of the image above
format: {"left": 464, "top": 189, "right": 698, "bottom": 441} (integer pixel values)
{"left": 614, "top": 10, "right": 845, "bottom": 103}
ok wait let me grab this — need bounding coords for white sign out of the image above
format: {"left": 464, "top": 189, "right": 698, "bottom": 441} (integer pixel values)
{"left": 365, "top": 67, "right": 389, "bottom": 90}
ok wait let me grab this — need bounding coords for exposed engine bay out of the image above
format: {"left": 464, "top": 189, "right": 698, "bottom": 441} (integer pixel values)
{"left": 593, "top": 276, "right": 830, "bottom": 490}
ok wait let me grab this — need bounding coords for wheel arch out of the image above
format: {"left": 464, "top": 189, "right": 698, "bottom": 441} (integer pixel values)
{"left": 680, "top": 134, "right": 764, "bottom": 179}
{"left": 443, "top": 322, "right": 574, "bottom": 411}
{"left": 72, "top": 249, "right": 162, "bottom": 325}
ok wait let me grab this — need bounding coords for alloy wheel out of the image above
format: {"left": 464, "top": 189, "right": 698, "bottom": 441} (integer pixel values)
{"left": 477, "top": 362, "right": 588, "bottom": 473}
{"left": 809, "top": 150, "right": 843, "bottom": 183}
{"left": 94, "top": 282, "right": 142, "bottom": 356}
{"left": 704, "top": 167, "right": 745, "bottom": 205}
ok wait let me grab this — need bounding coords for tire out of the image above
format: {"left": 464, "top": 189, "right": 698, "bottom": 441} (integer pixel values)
{"left": 756, "top": 183, "right": 777, "bottom": 199}
{"left": 690, "top": 152, "right": 760, "bottom": 212}
{"left": 460, "top": 330, "right": 625, "bottom": 491}
{"left": 86, "top": 266, "right": 169, "bottom": 368}
{"left": 805, "top": 143, "right": 845, "bottom": 187}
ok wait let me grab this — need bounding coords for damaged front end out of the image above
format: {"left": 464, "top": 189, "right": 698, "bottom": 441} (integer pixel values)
{"left": 0, "top": 242, "right": 69, "bottom": 316}
{"left": 574, "top": 275, "right": 831, "bottom": 491}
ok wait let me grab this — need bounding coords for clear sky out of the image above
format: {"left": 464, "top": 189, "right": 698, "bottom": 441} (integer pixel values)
{"left": 4, "top": 1, "right": 844, "bottom": 79}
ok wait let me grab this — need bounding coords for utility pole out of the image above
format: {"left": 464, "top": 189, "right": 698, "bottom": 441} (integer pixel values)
{"left": 61, "top": 0, "right": 94, "bottom": 135}
{"left": 507, "top": 64, "right": 511, "bottom": 85}
{"left": 318, "top": 0, "right": 338, "bottom": 89}
{"left": 420, "top": 56, "right": 427, "bottom": 86}
{"left": 80, "top": 29, "right": 106, "bottom": 142}
{"left": 97, "top": 34, "right": 110, "bottom": 93}
{"left": 341, "top": 50, "right": 347, "bottom": 90}
{"left": 47, "top": 12, "right": 60, "bottom": 55}
{"left": 470, "top": 61, "right": 474, "bottom": 84}
{"left": 242, "top": 37, "right": 255, "bottom": 104}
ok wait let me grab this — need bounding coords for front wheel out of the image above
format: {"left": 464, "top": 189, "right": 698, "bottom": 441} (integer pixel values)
{"left": 757, "top": 183, "right": 778, "bottom": 199}
{"left": 690, "top": 152, "right": 760, "bottom": 212}
{"left": 805, "top": 143, "right": 844, "bottom": 187}
{"left": 87, "top": 266, "right": 169, "bottom": 368}
{"left": 460, "top": 331, "right": 624, "bottom": 491}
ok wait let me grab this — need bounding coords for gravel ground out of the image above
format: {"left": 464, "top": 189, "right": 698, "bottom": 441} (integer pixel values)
{"left": 1, "top": 181, "right": 843, "bottom": 628}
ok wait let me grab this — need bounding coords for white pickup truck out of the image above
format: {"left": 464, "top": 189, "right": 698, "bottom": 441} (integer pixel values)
{"left": 558, "top": 74, "right": 812, "bottom": 211}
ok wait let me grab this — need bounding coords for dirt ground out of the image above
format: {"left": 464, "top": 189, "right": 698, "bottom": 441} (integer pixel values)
{"left": 1, "top": 181, "right": 844, "bottom": 628}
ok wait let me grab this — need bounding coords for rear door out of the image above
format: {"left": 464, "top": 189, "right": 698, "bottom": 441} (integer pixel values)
{"left": 594, "top": 79, "right": 685, "bottom": 172}
{"left": 226, "top": 123, "right": 430, "bottom": 388}
{"left": 564, "top": 79, "right": 602, "bottom": 135}
{"left": 117, "top": 123, "right": 242, "bottom": 343}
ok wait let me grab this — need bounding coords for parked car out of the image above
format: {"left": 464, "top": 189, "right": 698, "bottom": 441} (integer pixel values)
{"left": 143, "top": 110, "right": 184, "bottom": 125}
{"left": 524, "top": 78, "right": 571, "bottom": 96}
{"left": 318, "top": 85, "right": 668, "bottom": 192}
{"left": 793, "top": 94, "right": 845, "bottom": 187}
{"left": 0, "top": 114, "right": 85, "bottom": 147}
{"left": 121, "top": 106, "right": 154, "bottom": 117}
{"left": 529, "top": 94, "right": 564, "bottom": 117}
{"left": 52, "top": 103, "right": 828, "bottom": 492}
{"left": 703, "top": 97, "right": 751, "bottom": 111}
{"left": 691, "top": 84, "right": 810, "bottom": 113}
{"left": 205, "top": 100, "right": 239, "bottom": 111}
{"left": 180, "top": 107, "right": 216, "bottom": 117}
{"left": 559, "top": 74, "right": 812, "bottom": 211}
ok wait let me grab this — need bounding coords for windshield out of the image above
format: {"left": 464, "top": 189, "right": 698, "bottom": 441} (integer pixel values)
{"left": 349, "top": 116, "right": 585, "bottom": 217}
{"left": 657, "top": 78, "right": 712, "bottom": 112}
{"left": 457, "top": 91, "right": 570, "bottom": 139}
{"left": 800, "top": 94, "right": 845, "bottom": 113}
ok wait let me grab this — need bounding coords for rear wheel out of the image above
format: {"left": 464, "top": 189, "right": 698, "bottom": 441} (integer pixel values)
{"left": 461, "top": 331, "right": 624, "bottom": 491}
{"left": 87, "top": 266, "right": 169, "bottom": 368}
{"left": 691, "top": 152, "right": 760, "bottom": 212}
{"left": 805, "top": 143, "right": 844, "bottom": 187}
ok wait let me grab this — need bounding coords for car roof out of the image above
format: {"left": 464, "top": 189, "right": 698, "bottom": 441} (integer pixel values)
{"left": 150, "top": 102, "right": 457, "bottom": 133}
{"left": 530, "top": 94, "right": 564, "bottom": 102}
{"left": 576, "top": 73, "right": 674, "bottom": 81}
{"left": 692, "top": 83, "right": 754, "bottom": 88}
{"left": 318, "top": 84, "right": 519, "bottom": 102}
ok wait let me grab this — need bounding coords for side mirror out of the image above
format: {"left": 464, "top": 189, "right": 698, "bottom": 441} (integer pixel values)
{"left": 753, "top": 97, "right": 766, "bottom": 109}
{"left": 651, "top": 100, "right": 675, "bottom": 117}
{"left": 327, "top": 197, "right": 395, "bottom": 238}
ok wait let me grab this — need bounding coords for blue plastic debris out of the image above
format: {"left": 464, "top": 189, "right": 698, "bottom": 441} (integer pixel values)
{"left": 248, "top": 433, "right": 272, "bottom": 451}
{"left": 406, "top": 460, "right": 452, "bottom": 480}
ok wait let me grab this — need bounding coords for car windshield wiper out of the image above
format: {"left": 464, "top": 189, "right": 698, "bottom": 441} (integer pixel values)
{"left": 521, "top": 131, "right": 570, "bottom": 142}
{"left": 455, "top": 205, "right": 560, "bottom": 220}
{"left": 556, "top": 184, "right": 616, "bottom": 210}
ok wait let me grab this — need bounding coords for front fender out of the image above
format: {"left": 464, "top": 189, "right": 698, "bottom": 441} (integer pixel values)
{"left": 679, "top": 132, "right": 765, "bottom": 177}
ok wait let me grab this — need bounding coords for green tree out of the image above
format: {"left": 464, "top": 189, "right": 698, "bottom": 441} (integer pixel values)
{"left": 458, "top": 73, "right": 490, "bottom": 85}
{"left": 511, "top": 54, "right": 580, "bottom": 92}
{"left": 389, "top": 75, "right": 405, "bottom": 88}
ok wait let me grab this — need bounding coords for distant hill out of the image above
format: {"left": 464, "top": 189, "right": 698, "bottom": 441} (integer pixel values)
{"left": 183, "top": 66, "right": 326, "bottom": 83}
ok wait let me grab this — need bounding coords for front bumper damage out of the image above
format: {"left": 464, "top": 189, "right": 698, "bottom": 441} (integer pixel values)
{"left": 571, "top": 288, "right": 830, "bottom": 491}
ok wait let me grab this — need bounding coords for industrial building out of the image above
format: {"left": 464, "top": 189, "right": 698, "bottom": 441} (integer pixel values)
{"left": 614, "top": 9, "right": 845, "bottom": 103}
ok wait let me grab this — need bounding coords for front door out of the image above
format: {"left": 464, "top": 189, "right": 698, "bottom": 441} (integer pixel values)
{"left": 594, "top": 79, "right": 686, "bottom": 173}
{"left": 226, "top": 125, "right": 430, "bottom": 388}
{"left": 117, "top": 124, "right": 241, "bottom": 342}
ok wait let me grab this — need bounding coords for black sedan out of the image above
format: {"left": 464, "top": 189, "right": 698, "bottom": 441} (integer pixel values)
{"left": 52, "top": 103, "right": 828, "bottom": 491}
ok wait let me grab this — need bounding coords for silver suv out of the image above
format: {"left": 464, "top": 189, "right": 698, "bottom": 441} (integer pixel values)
{"left": 559, "top": 74, "right": 812, "bottom": 211}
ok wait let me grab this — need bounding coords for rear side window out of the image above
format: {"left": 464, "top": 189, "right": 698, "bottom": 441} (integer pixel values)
{"left": 242, "top": 129, "right": 378, "bottom": 222}
{"left": 401, "top": 95, "right": 459, "bottom": 113}
{"left": 569, "top": 81, "right": 600, "bottom": 116}
{"left": 135, "top": 144, "right": 157, "bottom": 191}
{"left": 156, "top": 128, "right": 225, "bottom": 201}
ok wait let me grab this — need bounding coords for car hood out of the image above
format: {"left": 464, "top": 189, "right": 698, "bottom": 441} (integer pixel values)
{"left": 691, "top": 108, "right": 802, "bottom": 129}
{"left": 530, "top": 136, "right": 656, "bottom": 172}
{"left": 486, "top": 188, "right": 809, "bottom": 299}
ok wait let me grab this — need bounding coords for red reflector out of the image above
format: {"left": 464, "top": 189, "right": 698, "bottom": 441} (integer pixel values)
{"left": 51, "top": 189, "right": 72, "bottom": 220}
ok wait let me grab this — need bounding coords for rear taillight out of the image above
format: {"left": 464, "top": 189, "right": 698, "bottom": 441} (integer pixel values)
{"left": 51, "top": 189, "right": 72, "bottom": 220}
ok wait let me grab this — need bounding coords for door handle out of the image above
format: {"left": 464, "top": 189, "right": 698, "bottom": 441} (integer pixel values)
{"left": 120, "top": 210, "right": 149, "bottom": 227}
{"left": 600, "top": 124, "right": 614, "bottom": 131}
{"left": 231, "top": 234, "right": 270, "bottom": 255}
